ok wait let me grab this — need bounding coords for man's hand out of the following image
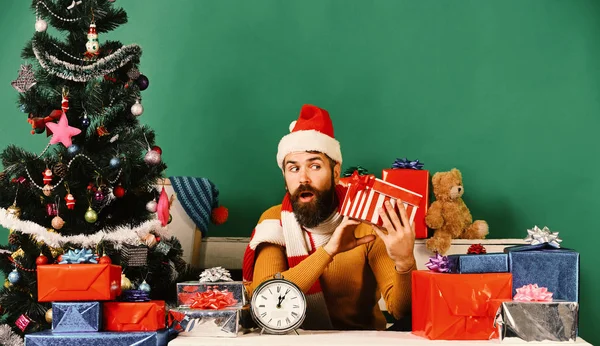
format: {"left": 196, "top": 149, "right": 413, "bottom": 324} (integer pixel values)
{"left": 323, "top": 216, "right": 375, "bottom": 257}
{"left": 372, "top": 200, "right": 416, "bottom": 272}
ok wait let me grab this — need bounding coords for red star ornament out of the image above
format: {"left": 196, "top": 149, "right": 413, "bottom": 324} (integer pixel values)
{"left": 46, "top": 113, "right": 81, "bottom": 147}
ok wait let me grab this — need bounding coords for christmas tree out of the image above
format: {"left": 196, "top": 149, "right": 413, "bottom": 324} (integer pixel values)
{"left": 0, "top": 0, "right": 193, "bottom": 338}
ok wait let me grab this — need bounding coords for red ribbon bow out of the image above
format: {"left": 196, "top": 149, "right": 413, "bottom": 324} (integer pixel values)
{"left": 467, "top": 243, "right": 487, "bottom": 254}
{"left": 189, "top": 286, "right": 238, "bottom": 310}
{"left": 346, "top": 170, "right": 372, "bottom": 200}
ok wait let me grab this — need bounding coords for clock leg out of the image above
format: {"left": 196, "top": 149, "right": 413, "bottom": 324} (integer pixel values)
{"left": 293, "top": 329, "right": 299, "bottom": 335}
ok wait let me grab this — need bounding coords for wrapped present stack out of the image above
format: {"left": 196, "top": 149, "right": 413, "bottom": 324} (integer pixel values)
{"left": 25, "top": 248, "right": 171, "bottom": 346}
{"left": 411, "top": 226, "right": 580, "bottom": 342}
{"left": 169, "top": 267, "right": 250, "bottom": 337}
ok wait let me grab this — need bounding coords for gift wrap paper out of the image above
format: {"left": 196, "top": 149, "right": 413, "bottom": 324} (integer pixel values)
{"left": 447, "top": 253, "right": 508, "bottom": 274}
{"left": 412, "top": 271, "right": 513, "bottom": 340}
{"left": 506, "top": 245, "right": 579, "bottom": 302}
{"left": 52, "top": 302, "right": 101, "bottom": 332}
{"left": 24, "top": 329, "right": 169, "bottom": 346}
{"left": 37, "top": 264, "right": 122, "bottom": 302}
{"left": 171, "top": 307, "right": 242, "bottom": 337}
{"left": 495, "top": 301, "right": 578, "bottom": 342}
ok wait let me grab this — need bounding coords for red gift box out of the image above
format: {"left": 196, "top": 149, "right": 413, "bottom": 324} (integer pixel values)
{"left": 382, "top": 168, "right": 429, "bottom": 238}
{"left": 340, "top": 171, "right": 422, "bottom": 227}
{"left": 412, "top": 270, "right": 513, "bottom": 340}
{"left": 103, "top": 300, "right": 166, "bottom": 331}
{"left": 37, "top": 264, "right": 122, "bottom": 302}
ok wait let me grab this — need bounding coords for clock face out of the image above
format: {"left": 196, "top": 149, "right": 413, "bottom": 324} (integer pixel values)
{"left": 251, "top": 279, "right": 306, "bottom": 333}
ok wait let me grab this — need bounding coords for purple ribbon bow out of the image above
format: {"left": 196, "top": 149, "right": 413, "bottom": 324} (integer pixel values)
{"left": 425, "top": 253, "right": 450, "bottom": 272}
{"left": 392, "top": 158, "right": 424, "bottom": 170}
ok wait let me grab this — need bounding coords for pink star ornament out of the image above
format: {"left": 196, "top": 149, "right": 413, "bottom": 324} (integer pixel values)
{"left": 46, "top": 113, "right": 81, "bottom": 147}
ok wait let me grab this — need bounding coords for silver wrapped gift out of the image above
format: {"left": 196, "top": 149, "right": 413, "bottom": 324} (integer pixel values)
{"left": 494, "top": 301, "right": 579, "bottom": 342}
{"left": 171, "top": 306, "right": 249, "bottom": 337}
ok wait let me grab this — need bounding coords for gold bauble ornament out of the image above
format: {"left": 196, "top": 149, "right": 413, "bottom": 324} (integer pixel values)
{"left": 4, "top": 279, "right": 11, "bottom": 288}
{"left": 142, "top": 234, "right": 157, "bottom": 248}
{"left": 45, "top": 308, "right": 53, "bottom": 323}
{"left": 121, "top": 274, "right": 132, "bottom": 291}
{"left": 84, "top": 207, "right": 98, "bottom": 223}
{"left": 51, "top": 216, "right": 65, "bottom": 230}
{"left": 50, "top": 247, "right": 64, "bottom": 258}
{"left": 7, "top": 204, "right": 21, "bottom": 219}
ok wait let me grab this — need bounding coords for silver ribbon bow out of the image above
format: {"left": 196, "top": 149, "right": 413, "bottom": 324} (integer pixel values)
{"left": 524, "top": 226, "right": 562, "bottom": 248}
{"left": 199, "top": 266, "right": 233, "bottom": 282}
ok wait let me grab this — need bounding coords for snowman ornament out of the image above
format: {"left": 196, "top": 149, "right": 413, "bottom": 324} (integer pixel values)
{"left": 84, "top": 21, "right": 100, "bottom": 59}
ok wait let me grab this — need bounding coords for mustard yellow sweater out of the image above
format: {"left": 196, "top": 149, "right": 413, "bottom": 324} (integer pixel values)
{"left": 246, "top": 205, "right": 415, "bottom": 330}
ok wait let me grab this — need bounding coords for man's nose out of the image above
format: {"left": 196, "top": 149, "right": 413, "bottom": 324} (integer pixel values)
{"left": 299, "top": 169, "right": 311, "bottom": 184}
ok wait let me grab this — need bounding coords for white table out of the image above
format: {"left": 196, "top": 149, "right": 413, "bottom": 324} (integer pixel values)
{"left": 168, "top": 330, "right": 591, "bottom": 345}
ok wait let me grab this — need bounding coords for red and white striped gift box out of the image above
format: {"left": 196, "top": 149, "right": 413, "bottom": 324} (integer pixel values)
{"left": 340, "top": 172, "right": 423, "bottom": 227}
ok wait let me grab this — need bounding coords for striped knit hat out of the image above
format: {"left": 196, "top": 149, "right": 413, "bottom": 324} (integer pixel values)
{"left": 169, "top": 176, "right": 228, "bottom": 236}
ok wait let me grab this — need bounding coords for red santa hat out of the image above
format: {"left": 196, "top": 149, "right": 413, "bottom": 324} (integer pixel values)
{"left": 277, "top": 104, "right": 342, "bottom": 169}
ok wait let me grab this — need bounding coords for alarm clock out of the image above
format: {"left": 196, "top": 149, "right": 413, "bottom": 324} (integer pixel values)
{"left": 250, "top": 272, "right": 306, "bottom": 335}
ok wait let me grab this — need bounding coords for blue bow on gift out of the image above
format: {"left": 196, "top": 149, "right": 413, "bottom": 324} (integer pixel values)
{"left": 58, "top": 248, "right": 98, "bottom": 264}
{"left": 392, "top": 158, "right": 424, "bottom": 170}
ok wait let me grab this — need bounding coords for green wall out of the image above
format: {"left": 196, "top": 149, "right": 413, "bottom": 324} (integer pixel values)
{"left": 1, "top": 0, "right": 598, "bottom": 342}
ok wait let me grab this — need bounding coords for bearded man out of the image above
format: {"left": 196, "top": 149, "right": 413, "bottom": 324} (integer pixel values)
{"left": 242, "top": 104, "right": 416, "bottom": 330}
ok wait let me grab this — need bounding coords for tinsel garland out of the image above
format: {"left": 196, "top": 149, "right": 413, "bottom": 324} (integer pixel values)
{"left": 0, "top": 208, "right": 169, "bottom": 248}
{"left": 32, "top": 41, "right": 142, "bottom": 82}
{"left": 0, "top": 324, "right": 23, "bottom": 346}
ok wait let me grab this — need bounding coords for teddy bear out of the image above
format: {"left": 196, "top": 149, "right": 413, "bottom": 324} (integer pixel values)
{"left": 425, "top": 168, "right": 488, "bottom": 254}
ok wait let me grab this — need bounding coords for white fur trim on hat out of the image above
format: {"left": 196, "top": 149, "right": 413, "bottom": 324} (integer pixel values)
{"left": 277, "top": 129, "right": 342, "bottom": 169}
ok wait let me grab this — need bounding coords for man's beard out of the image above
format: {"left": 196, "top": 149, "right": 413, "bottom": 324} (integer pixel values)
{"left": 290, "top": 178, "right": 337, "bottom": 228}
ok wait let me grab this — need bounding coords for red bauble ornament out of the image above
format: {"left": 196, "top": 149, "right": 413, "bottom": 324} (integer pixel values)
{"left": 87, "top": 182, "right": 97, "bottom": 192}
{"left": 57, "top": 254, "right": 63, "bottom": 263}
{"left": 114, "top": 186, "right": 126, "bottom": 198}
{"left": 151, "top": 145, "right": 162, "bottom": 155}
{"left": 99, "top": 255, "right": 112, "bottom": 264}
{"left": 36, "top": 254, "right": 49, "bottom": 265}
{"left": 211, "top": 206, "right": 229, "bottom": 225}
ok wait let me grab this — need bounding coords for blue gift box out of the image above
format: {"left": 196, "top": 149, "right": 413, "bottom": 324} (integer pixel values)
{"left": 504, "top": 244, "right": 579, "bottom": 302}
{"left": 447, "top": 253, "right": 508, "bottom": 273}
{"left": 24, "top": 329, "right": 171, "bottom": 346}
{"left": 52, "top": 302, "right": 101, "bottom": 332}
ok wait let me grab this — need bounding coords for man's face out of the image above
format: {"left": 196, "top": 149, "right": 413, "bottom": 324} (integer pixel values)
{"left": 283, "top": 152, "right": 341, "bottom": 228}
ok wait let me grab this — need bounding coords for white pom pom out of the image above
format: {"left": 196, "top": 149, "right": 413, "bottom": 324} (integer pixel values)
{"left": 289, "top": 120, "right": 297, "bottom": 133}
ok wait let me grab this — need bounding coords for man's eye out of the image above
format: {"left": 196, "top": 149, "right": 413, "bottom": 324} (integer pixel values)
{"left": 311, "top": 164, "right": 321, "bottom": 170}
{"left": 289, "top": 166, "right": 298, "bottom": 172}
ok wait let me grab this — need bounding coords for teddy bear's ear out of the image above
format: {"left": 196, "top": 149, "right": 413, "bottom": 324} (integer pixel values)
{"left": 431, "top": 172, "right": 442, "bottom": 186}
{"left": 451, "top": 168, "right": 462, "bottom": 181}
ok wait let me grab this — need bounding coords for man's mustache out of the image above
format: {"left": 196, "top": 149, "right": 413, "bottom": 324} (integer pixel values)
{"left": 293, "top": 184, "right": 319, "bottom": 198}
